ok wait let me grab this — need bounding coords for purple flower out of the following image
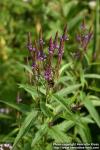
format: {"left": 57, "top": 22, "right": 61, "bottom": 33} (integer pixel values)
{"left": 48, "top": 37, "right": 54, "bottom": 54}
{"left": 39, "top": 38, "right": 45, "bottom": 45}
{"left": 32, "top": 62, "right": 36, "bottom": 69}
{"left": 37, "top": 51, "right": 46, "bottom": 61}
{"left": 27, "top": 44, "right": 33, "bottom": 51}
{"left": 44, "top": 66, "right": 52, "bottom": 81}
{"left": 32, "top": 47, "right": 36, "bottom": 51}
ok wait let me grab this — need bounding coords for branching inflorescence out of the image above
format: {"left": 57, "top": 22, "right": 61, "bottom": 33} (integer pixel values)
{"left": 27, "top": 25, "right": 69, "bottom": 87}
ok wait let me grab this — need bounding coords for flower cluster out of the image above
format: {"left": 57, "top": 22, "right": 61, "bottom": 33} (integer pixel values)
{"left": 72, "top": 20, "right": 93, "bottom": 60}
{"left": 27, "top": 25, "right": 68, "bottom": 86}
{"left": 75, "top": 19, "right": 93, "bottom": 58}
{"left": 26, "top": 21, "right": 92, "bottom": 86}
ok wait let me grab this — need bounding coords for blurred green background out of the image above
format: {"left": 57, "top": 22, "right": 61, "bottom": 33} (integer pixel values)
{"left": 0, "top": 0, "right": 99, "bottom": 144}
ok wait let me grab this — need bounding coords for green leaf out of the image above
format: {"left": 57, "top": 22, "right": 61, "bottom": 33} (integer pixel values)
{"left": 55, "top": 84, "right": 81, "bottom": 97}
{"left": 31, "top": 123, "right": 48, "bottom": 147}
{"left": 80, "top": 69, "right": 87, "bottom": 87}
{"left": 81, "top": 95, "right": 100, "bottom": 127}
{"left": 2, "top": 128, "right": 19, "bottom": 142}
{"left": 88, "top": 95, "right": 100, "bottom": 101}
{"left": 68, "top": 10, "right": 87, "bottom": 30}
{"left": 17, "top": 62, "right": 33, "bottom": 74}
{"left": 76, "top": 123, "right": 92, "bottom": 145}
{"left": 62, "top": 1, "right": 78, "bottom": 17}
{"left": 84, "top": 74, "right": 100, "bottom": 79}
{"left": 52, "top": 95, "right": 72, "bottom": 115}
{"left": 48, "top": 126, "right": 72, "bottom": 143}
{"left": 0, "top": 113, "right": 12, "bottom": 119}
{"left": 12, "top": 110, "right": 37, "bottom": 149}
{"left": 59, "top": 63, "right": 72, "bottom": 75}
{"left": 88, "top": 86, "right": 100, "bottom": 92}
{"left": 57, "top": 76, "right": 73, "bottom": 84}
{"left": 0, "top": 99, "right": 30, "bottom": 114}
{"left": 40, "top": 101, "right": 53, "bottom": 118}
{"left": 92, "top": 100, "right": 100, "bottom": 107}
{"left": 39, "top": 87, "right": 46, "bottom": 95}
{"left": 55, "top": 120, "right": 75, "bottom": 132}
{"left": 18, "top": 84, "right": 38, "bottom": 100}
{"left": 81, "top": 116, "right": 94, "bottom": 124}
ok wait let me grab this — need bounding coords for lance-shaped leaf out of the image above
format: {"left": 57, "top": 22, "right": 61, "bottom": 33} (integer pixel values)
{"left": 12, "top": 110, "right": 37, "bottom": 149}
{"left": 55, "top": 84, "right": 81, "bottom": 97}
{"left": 31, "top": 123, "right": 48, "bottom": 147}
{"left": 80, "top": 92, "right": 100, "bottom": 127}
{"left": 0, "top": 99, "right": 30, "bottom": 114}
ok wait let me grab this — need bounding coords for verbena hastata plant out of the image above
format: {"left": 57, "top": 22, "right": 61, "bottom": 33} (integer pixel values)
{"left": 12, "top": 20, "right": 100, "bottom": 150}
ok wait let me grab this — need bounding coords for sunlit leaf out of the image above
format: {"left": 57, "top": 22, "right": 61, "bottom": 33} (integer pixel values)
{"left": 84, "top": 74, "right": 100, "bottom": 79}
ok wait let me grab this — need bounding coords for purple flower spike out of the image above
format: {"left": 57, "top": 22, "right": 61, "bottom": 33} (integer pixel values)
{"left": 49, "top": 37, "right": 54, "bottom": 54}
{"left": 44, "top": 66, "right": 52, "bottom": 81}
{"left": 32, "top": 62, "right": 36, "bottom": 69}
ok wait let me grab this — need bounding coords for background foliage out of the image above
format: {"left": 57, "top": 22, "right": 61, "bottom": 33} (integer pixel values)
{"left": 0, "top": 0, "right": 100, "bottom": 150}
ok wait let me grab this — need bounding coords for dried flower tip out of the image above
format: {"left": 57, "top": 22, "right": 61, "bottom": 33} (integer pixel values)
{"left": 39, "top": 29, "right": 44, "bottom": 45}
{"left": 53, "top": 31, "right": 59, "bottom": 49}
{"left": 28, "top": 32, "right": 32, "bottom": 44}
{"left": 62, "top": 24, "right": 69, "bottom": 41}
{"left": 49, "top": 37, "right": 54, "bottom": 54}
{"left": 81, "top": 18, "right": 86, "bottom": 30}
{"left": 27, "top": 32, "right": 33, "bottom": 51}
{"left": 82, "top": 31, "right": 93, "bottom": 50}
{"left": 58, "top": 38, "right": 64, "bottom": 57}
{"left": 76, "top": 34, "right": 81, "bottom": 42}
